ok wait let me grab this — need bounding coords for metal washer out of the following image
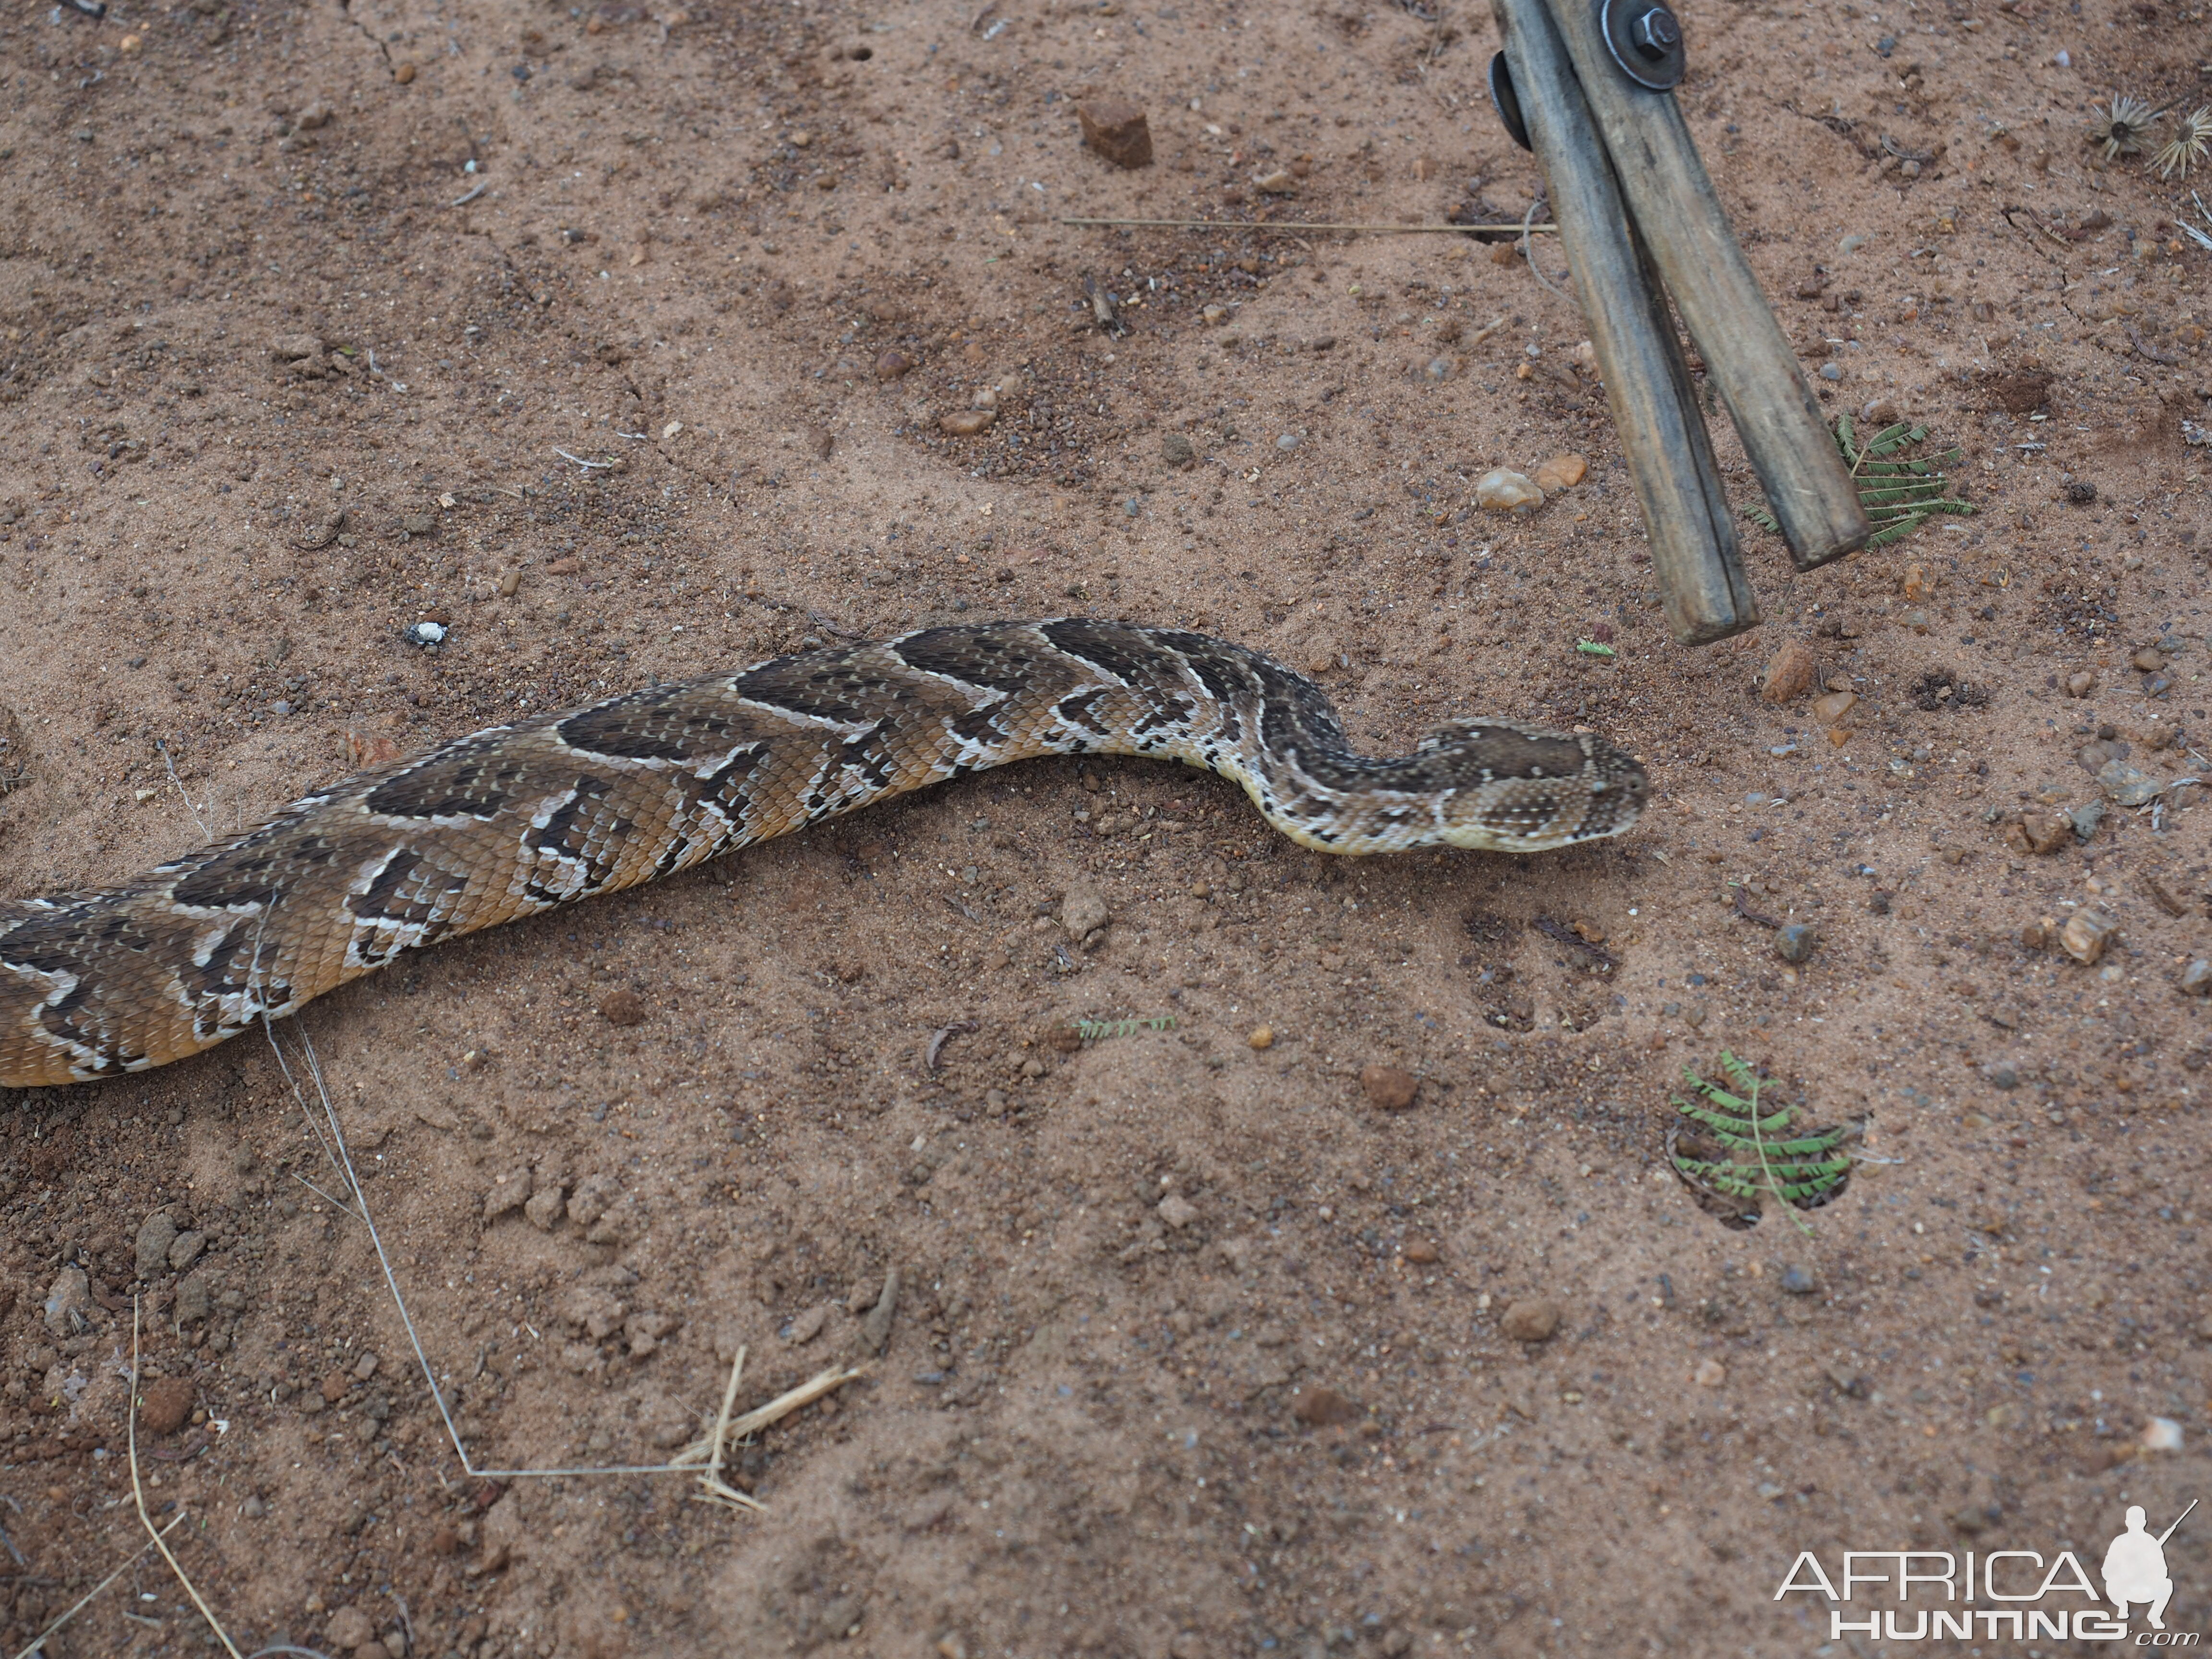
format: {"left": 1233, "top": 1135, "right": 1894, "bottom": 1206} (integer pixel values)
{"left": 1597, "top": 0, "right": 1686, "bottom": 90}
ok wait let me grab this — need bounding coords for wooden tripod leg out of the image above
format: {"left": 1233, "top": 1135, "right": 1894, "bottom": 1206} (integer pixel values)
{"left": 1491, "top": 0, "right": 1758, "bottom": 645}
{"left": 1545, "top": 0, "right": 1869, "bottom": 571}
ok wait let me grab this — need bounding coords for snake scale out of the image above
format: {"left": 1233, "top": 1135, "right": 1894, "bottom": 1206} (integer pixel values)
{"left": 0, "top": 620, "right": 1646, "bottom": 1089}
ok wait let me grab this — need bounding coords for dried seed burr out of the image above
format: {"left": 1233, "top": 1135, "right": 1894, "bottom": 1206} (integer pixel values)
{"left": 2088, "top": 94, "right": 2164, "bottom": 161}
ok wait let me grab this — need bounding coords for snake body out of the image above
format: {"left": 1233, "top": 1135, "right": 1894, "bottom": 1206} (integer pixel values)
{"left": 0, "top": 620, "right": 1645, "bottom": 1089}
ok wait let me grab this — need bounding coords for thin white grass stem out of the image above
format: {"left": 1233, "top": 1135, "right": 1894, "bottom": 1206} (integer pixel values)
{"left": 259, "top": 1014, "right": 757, "bottom": 1483}
{"left": 9, "top": 1512, "right": 189, "bottom": 1659}
{"left": 131, "top": 1299, "right": 243, "bottom": 1658}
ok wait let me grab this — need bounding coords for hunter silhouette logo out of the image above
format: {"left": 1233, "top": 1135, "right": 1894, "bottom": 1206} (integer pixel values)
{"left": 2105, "top": 1501, "right": 2195, "bottom": 1632}
{"left": 1777, "top": 1500, "right": 2201, "bottom": 1643}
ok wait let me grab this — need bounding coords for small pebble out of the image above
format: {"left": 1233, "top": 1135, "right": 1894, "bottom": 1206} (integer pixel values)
{"left": 1810, "top": 689, "right": 1857, "bottom": 725}
{"left": 2059, "top": 908, "right": 2117, "bottom": 964}
{"left": 1780, "top": 1265, "right": 1816, "bottom": 1296}
{"left": 874, "top": 349, "right": 914, "bottom": 381}
{"left": 1818, "top": 362, "right": 1843, "bottom": 381}
{"left": 1253, "top": 168, "right": 1296, "bottom": 194}
{"left": 1531, "top": 453, "right": 1587, "bottom": 492}
{"left": 2066, "top": 670, "right": 2097, "bottom": 698}
{"left": 1499, "top": 1299, "right": 1560, "bottom": 1342}
{"left": 324, "top": 1607, "right": 375, "bottom": 1653}
{"left": 1060, "top": 883, "right": 1110, "bottom": 938}
{"left": 599, "top": 989, "right": 648, "bottom": 1025}
{"left": 1291, "top": 1385, "right": 1361, "bottom": 1426}
{"left": 1157, "top": 1193, "right": 1199, "bottom": 1230}
{"left": 1422, "top": 355, "right": 1454, "bottom": 382}
{"left": 2005, "top": 811, "right": 2071, "bottom": 856}
{"left": 393, "top": 61, "right": 416, "bottom": 84}
{"left": 2182, "top": 960, "right": 2212, "bottom": 996}
{"left": 175, "top": 1271, "right": 211, "bottom": 1324}
{"left": 2096, "top": 758, "right": 2163, "bottom": 807}
{"left": 1359, "top": 1064, "right": 1418, "bottom": 1111}
{"left": 939, "top": 409, "right": 994, "bottom": 437}
{"left": 2143, "top": 1416, "right": 2185, "bottom": 1452}
{"left": 168, "top": 1230, "right": 206, "bottom": 1272}
{"left": 1401, "top": 1237, "right": 1441, "bottom": 1264}
{"left": 1275, "top": 432, "right": 1301, "bottom": 451}
{"left": 1774, "top": 923, "right": 1817, "bottom": 964}
{"left": 2132, "top": 645, "right": 2166, "bottom": 673}
{"left": 1161, "top": 432, "right": 1196, "bottom": 467}
{"left": 1474, "top": 468, "right": 1543, "bottom": 513}
{"left": 139, "top": 1376, "right": 195, "bottom": 1437}
{"left": 1077, "top": 97, "right": 1154, "bottom": 168}
{"left": 1759, "top": 641, "right": 1818, "bottom": 703}
{"left": 136, "top": 1211, "right": 180, "bottom": 1280}
{"left": 403, "top": 620, "right": 446, "bottom": 649}
{"left": 1247, "top": 1025, "right": 1274, "bottom": 1050}
{"left": 1694, "top": 1358, "right": 1728, "bottom": 1387}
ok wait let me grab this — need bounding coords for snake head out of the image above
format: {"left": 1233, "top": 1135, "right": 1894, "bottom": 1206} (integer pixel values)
{"left": 1417, "top": 719, "right": 1648, "bottom": 852}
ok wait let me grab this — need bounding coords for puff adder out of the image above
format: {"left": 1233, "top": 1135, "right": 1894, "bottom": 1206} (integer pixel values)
{"left": 0, "top": 620, "right": 1646, "bottom": 1089}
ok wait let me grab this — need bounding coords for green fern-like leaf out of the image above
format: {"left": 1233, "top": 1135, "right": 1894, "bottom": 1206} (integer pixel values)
{"left": 1743, "top": 414, "right": 1976, "bottom": 550}
{"left": 1074, "top": 1015, "right": 1178, "bottom": 1043}
{"left": 1666, "top": 1051, "right": 1857, "bottom": 1234}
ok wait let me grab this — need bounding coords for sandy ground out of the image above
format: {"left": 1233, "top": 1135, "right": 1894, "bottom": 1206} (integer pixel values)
{"left": 3, "top": 0, "right": 2212, "bottom": 1654}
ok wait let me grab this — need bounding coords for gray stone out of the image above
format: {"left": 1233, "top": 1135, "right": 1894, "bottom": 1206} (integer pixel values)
{"left": 2184, "top": 960, "right": 2212, "bottom": 997}
{"left": 1060, "top": 883, "right": 1110, "bottom": 939}
{"left": 42, "top": 1266, "right": 90, "bottom": 1338}
{"left": 482, "top": 1168, "right": 532, "bottom": 1222}
{"left": 168, "top": 1230, "right": 206, "bottom": 1273}
{"left": 1774, "top": 923, "right": 1818, "bottom": 964}
{"left": 135, "top": 1211, "right": 179, "bottom": 1280}
{"left": 1780, "top": 1265, "right": 1817, "bottom": 1295}
{"left": 2068, "top": 800, "right": 2106, "bottom": 842}
{"left": 567, "top": 1172, "right": 620, "bottom": 1227}
{"left": 2096, "top": 757, "right": 2165, "bottom": 807}
{"left": 1161, "top": 432, "right": 1195, "bottom": 468}
{"left": 523, "top": 1185, "right": 567, "bottom": 1231}
{"left": 174, "top": 1271, "right": 211, "bottom": 1324}
{"left": 859, "top": 1268, "right": 901, "bottom": 1355}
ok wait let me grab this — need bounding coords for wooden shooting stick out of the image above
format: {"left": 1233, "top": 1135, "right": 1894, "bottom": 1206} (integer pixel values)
{"left": 1488, "top": 0, "right": 1868, "bottom": 644}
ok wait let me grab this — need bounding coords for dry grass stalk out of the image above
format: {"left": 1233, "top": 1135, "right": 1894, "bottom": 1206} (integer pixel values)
{"left": 130, "top": 1299, "right": 244, "bottom": 1658}
{"left": 674, "top": 1363, "right": 870, "bottom": 1479}
{"left": 260, "top": 1014, "right": 866, "bottom": 1498}
{"left": 8, "top": 1512, "right": 190, "bottom": 1659}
